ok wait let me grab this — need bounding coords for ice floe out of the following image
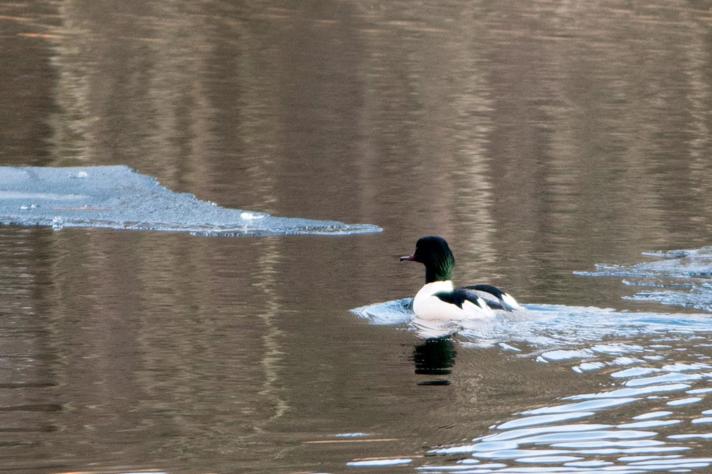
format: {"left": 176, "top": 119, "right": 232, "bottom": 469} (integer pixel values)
{"left": 0, "top": 166, "right": 381, "bottom": 237}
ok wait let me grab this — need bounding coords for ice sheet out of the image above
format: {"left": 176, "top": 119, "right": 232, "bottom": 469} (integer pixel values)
{"left": 0, "top": 166, "right": 382, "bottom": 237}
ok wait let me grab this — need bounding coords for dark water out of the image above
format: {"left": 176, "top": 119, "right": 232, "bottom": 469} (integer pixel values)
{"left": 1, "top": 1, "right": 712, "bottom": 472}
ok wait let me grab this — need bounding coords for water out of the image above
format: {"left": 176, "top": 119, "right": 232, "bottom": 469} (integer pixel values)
{"left": 1, "top": 0, "right": 711, "bottom": 472}
{"left": 353, "top": 250, "right": 712, "bottom": 471}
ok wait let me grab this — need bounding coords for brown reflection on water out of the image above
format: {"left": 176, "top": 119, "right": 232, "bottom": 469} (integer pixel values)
{"left": 5, "top": 1, "right": 711, "bottom": 241}
{"left": 0, "top": 228, "right": 296, "bottom": 470}
{"left": 1, "top": 0, "right": 712, "bottom": 472}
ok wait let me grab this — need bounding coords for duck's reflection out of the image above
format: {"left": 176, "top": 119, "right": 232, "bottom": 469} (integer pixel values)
{"left": 412, "top": 337, "right": 456, "bottom": 385}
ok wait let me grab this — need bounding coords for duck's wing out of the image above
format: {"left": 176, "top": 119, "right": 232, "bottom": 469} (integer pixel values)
{"left": 461, "top": 284, "right": 521, "bottom": 311}
{"left": 434, "top": 289, "right": 492, "bottom": 311}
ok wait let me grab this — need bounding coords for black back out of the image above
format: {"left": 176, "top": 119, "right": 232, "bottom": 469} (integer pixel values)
{"left": 463, "top": 284, "right": 506, "bottom": 299}
{"left": 434, "top": 289, "right": 482, "bottom": 309}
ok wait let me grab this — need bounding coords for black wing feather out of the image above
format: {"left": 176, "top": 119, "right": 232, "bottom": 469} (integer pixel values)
{"left": 462, "top": 284, "right": 506, "bottom": 299}
{"left": 434, "top": 289, "right": 485, "bottom": 309}
{"left": 460, "top": 284, "right": 508, "bottom": 310}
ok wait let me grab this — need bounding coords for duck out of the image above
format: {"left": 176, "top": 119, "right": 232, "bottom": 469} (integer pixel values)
{"left": 400, "top": 236, "right": 521, "bottom": 320}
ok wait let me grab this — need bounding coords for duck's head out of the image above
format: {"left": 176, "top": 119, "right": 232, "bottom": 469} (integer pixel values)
{"left": 400, "top": 236, "right": 455, "bottom": 283}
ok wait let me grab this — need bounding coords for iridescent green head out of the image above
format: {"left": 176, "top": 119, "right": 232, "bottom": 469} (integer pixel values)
{"left": 401, "top": 236, "right": 455, "bottom": 283}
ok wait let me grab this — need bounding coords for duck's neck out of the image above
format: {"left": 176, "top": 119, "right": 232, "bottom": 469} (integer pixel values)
{"left": 425, "top": 266, "right": 452, "bottom": 283}
{"left": 425, "top": 260, "right": 454, "bottom": 284}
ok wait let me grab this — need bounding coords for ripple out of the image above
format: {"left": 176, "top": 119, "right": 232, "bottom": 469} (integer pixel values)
{"left": 515, "top": 455, "right": 582, "bottom": 464}
{"left": 352, "top": 301, "right": 712, "bottom": 351}
{"left": 539, "top": 349, "right": 594, "bottom": 362}
{"left": 633, "top": 411, "right": 672, "bottom": 420}
{"left": 666, "top": 397, "right": 702, "bottom": 406}
{"left": 336, "top": 432, "right": 370, "bottom": 438}
{"left": 611, "top": 367, "right": 660, "bottom": 379}
{"left": 617, "top": 454, "right": 683, "bottom": 462}
{"left": 515, "top": 429, "right": 656, "bottom": 445}
{"left": 347, "top": 458, "right": 412, "bottom": 467}
{"left": 496, "top": 412, "right": 595, "bottom": 430}
{"left": 692, "top": 417, "right": 712, "bottom": 424}
{"left": 551, "top": 439, "right": 664, "bottom": 449}
{"left": 626, "top": 457, "right": 712, "bottom": 467}
{"left": 417, "top": 465, "right": 481, "bottom": 471}
{"left": 624, "top": 372, "right": 702, "bottom": 387}
{"left": 566, "top": 383, "right": 690, "bottom": 400}
{"left": 662, "top": 362, "right": 712, "bottom": 372}
{"left": 522, "top": 398, "right": 637, "bottom": 415}
{"left": 475, "top": 449, "right": 572, "bottom": 460}
{"left": 687, "top": 387, "right": 712, "bottom": 394}
{"left": 617, "top": 419, "right": 681, "bottom": 429}
{"left": 668, "top": 433, "right": 712, "bottom": 440}
{"left": 572, "top": 361, "right": 606, "bottom": 373}
{"left": 564, "top": 460, "right": 613, "bottom": 467}
{"left": 420, "top": 346, "right": 712, "bottom": 472}
{"left": 477, "top": 424, "right": 612, "bottom": 444}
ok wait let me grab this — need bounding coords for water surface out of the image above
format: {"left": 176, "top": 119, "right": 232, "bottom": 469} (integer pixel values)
{"left": 1, "top": 0, "right": 711, "bottom": 472}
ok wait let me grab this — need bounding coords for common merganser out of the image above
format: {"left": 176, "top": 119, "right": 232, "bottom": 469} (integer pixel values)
{"left": 400, "top": 236, "right": 521, "bottom": 320}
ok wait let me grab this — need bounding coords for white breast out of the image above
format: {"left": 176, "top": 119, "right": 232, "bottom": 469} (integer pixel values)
{"left": 412, "top": 281, "right": 494, "bottom": 321}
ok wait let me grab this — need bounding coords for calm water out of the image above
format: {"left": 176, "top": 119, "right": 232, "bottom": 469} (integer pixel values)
{"left": 1, "top": 1, "right": 712, "bottom": 472}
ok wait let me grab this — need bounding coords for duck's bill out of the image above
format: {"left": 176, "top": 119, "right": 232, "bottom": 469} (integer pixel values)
{"left": 400, "top": 255, "right": 415, "bottom": 261}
